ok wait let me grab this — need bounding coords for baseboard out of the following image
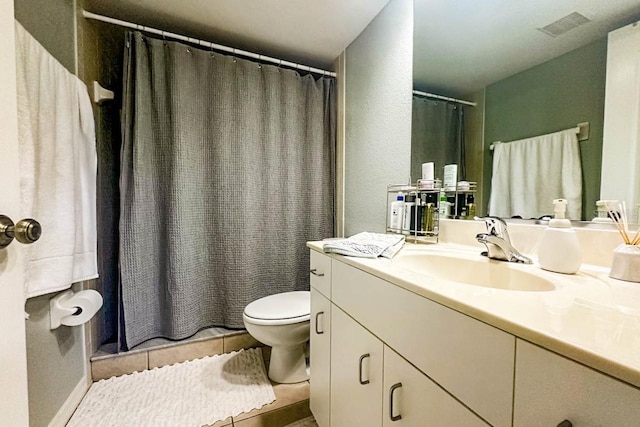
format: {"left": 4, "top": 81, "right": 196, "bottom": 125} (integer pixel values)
{"left": 47, "top": 374, "right": 90, "bottom": 427}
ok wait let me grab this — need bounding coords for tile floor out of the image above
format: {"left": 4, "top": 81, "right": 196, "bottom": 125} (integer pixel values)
{"left": 89, "top": 329, "right": 310, "bottom": 426}
{"left": 205, "top": 381, "right": 312, "bottom": 427}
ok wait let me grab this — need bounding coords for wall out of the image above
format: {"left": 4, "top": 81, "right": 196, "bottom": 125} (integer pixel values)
{"left": 463, "top": 89, "right": 486, "bottom": 216}
{"left": 15, "top": 1, "right": 91, "bottom": 426}
{"left": 77, "top": 17, "right": 126, "bottom": 351}
{"left": 344, "top": 0, "right": 413, "bottom": 235}
{"left": 14, "top": 0, "right": 76, "bottom": 73}
{"left": 484, "top": 39, "right": 607, "bottom": 220}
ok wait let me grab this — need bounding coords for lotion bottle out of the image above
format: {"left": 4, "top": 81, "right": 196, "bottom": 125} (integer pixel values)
{"left": 537, "top": 199, "right": 582, "bottom": 274}
{"left": 389, "top": 193, "right": 405, "bottom": 232}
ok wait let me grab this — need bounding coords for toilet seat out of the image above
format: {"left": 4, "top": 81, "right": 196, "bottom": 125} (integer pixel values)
{"left": 243, "top": 291, "right": 310, "bottom": 326}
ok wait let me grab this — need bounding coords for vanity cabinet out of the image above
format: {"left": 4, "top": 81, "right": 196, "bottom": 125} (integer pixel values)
{"left": 309, "top": 251, "right": 501, "bottom": 426}
{"left": 513, "top": 339, "right": 640, "bottom": 426}
{"left": 309, "top": 248, "right": 640, "bottom": 427}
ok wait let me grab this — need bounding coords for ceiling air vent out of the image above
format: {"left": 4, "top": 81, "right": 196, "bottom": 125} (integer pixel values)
{"left": 537, "top": 12, "right": 591, "bottom": 37}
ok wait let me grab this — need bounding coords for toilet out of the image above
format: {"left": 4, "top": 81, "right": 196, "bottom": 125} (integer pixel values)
{"left": 243, "top": 291, "right": 310, "bottom": 383}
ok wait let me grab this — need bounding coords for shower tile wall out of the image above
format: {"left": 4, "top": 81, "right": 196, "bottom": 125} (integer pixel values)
{"left": 91, "top": 332, "right": 263, "bottom": 380}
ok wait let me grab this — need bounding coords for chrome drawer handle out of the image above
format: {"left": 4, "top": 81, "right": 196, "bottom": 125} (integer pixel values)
{"left": 389, "top": 382, "right": 402, "bottom": 421}
{"left": 310, "top": 269, "right": 325, "bottom": 277}
{"left": 315, "top": 311, "right": 324, "bottom": 334}
{"left": 358, "top": 353, "right": 370, "bottom": 385}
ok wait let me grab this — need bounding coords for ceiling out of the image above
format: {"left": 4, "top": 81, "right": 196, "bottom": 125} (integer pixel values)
{"left": 83, "top": 0, "right": 390, "bottom": 69}
{"left": 414, "top": 0, "right": 640, "bottom": 96}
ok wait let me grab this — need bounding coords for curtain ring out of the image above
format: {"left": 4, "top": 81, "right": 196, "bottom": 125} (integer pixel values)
{"left": 161, "top": 31, "right": 167, "bottom": 46}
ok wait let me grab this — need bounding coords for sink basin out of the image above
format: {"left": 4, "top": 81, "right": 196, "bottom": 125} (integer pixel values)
{"left": 393, "top": 249, "right": 555, "bottom": 292}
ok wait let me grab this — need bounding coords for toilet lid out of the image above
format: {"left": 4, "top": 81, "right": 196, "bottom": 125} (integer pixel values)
{"left": 244, "top": 291, "right": 310, "bottom": 321}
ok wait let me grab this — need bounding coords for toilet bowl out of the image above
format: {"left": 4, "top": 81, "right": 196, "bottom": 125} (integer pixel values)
{"left": 243, "top": 291, "right": 310, "bottom": 384}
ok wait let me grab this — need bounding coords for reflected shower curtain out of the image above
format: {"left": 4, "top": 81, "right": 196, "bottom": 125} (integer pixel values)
{"left": 120, "top": 32, "right": 336, "bottom": 349}
{"left": 411, "top": 96, "right": 465, "bottom": 181}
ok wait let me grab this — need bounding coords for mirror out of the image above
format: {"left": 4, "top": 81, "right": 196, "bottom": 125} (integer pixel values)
{"left": 413, "top": 0, "right": 640, "bottom": 222}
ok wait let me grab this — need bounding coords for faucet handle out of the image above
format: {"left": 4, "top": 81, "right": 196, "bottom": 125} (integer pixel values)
{"left": 474, "top": 216, "right": 507, "bottom": 237}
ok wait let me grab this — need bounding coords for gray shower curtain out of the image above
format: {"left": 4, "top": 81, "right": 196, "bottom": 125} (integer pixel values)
{"left": 411, "top": 96, "right": 465, "bottom": 181}
{"left": 120, "top": 32, "right": 336, "bottom": 349}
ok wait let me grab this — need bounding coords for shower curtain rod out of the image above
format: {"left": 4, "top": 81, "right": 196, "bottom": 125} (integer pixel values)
{"left": 412, "top": 90, "right": 476, "bottom": 107}
{"left": 82, "top": 10, "right": 337, "bottom": 77}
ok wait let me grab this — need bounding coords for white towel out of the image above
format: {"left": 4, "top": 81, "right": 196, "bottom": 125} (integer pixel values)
{"left": 15, "top": 22, "right": 98, "bottom": 299}
{"left": 488, "top": 128, "right": 582, "bottom": 220}
{"left": 323, "top": 232, "right": 405, "bottom": 259}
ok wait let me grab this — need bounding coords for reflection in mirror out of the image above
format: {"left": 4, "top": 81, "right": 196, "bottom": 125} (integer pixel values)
{"left": 410, "top": 95, "right": 464, "bottom": 183}
{"left": 413, "top": 1, "right": 640, "bottom": 222}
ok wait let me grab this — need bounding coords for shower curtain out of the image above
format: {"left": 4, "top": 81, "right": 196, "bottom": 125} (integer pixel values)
{"left": 120, "top": 32, "right": 336, "bottom": 349}
{"left": 411, "top": 96, "right": 465, "bottom": 181}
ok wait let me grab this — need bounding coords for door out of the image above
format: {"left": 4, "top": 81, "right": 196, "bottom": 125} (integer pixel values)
{"left": 383, "top": 346, "right": 489, "bottom": 427}
{"left": 310, "top": 288, "right": 332, "bottom": 427}
{"left": 0, "top": 1, "right": 30, "bottom": 424}
{"left": 330, "top": 306, "right": 383, "bottom": 427}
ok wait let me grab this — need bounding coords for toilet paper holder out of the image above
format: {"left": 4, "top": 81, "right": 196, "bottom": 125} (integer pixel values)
{"left": 50, "top": 289, "right": 103, "bottom": 329}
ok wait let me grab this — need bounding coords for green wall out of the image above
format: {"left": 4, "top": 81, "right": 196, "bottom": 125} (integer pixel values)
{"left": 14, "top": 0, "right": 76, "bottom": 73}
{"left": 483, "top": 38, "right": 607, "bottom": 220}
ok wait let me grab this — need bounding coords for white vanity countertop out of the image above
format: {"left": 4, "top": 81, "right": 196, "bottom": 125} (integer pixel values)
{"left": 308, "top": 241, "right": 640, "bottom": 389}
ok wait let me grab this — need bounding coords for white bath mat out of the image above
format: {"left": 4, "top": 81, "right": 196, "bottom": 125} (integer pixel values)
{"left": 68, "top": 348, "right": 275, "bottom": 427}
{"left": 284, "top": 416, "right": 318, "bottom": 427}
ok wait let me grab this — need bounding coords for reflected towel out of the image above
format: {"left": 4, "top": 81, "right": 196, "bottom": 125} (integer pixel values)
{"left": 488, "top": 128, "right": 582, "bottom": 219}
{"left": 323, "top": 232, "right": 405, "bottom": 259}
{"left": 15, "top": 22, "right": 98, "bottom": 298}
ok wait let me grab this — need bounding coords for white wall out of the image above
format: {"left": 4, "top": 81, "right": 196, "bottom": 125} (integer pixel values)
{"left": 344, "top": 0, "right": 413, "bottom": 235}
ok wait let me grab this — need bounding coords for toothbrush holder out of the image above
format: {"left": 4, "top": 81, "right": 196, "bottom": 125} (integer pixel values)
{"left": 610, "top": 244, "right": 640, "bottom": 283}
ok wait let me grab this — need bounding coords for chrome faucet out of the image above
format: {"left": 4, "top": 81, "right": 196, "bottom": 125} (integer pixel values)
{"left": 475, "top": 217, "right": 532, "bottom": 264}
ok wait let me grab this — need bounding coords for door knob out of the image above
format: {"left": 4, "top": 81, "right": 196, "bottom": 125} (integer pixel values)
{"left": 0, "top": 215, "right": 42, "bottom": 248}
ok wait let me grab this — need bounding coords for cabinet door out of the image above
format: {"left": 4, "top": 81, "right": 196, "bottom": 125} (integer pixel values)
{"left": 310, "top": 288, "right": 332, "bottom": 427}
{"left": 514, "top": 339, "right": 640, "bottom": 426}
{"left": 331, "top": 306, "right": 383, "bottom": 427}
{"left": 383, "top": 346, "right": 489, "bottom": 427}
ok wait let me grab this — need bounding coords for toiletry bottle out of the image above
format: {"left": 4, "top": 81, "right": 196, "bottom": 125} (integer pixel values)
{"left": 425, "top": 203, "right": 435, "bottom": 233}
{"left": 389, "top": 193, "right": 405, "bottom": 232}
{"left": 416, "top": 196, "right": 425, "bottom": 236}
{"left": 438, "top": 190, "right": 449, "bottom": 217}
{"left": 537, "top": 199, "right": 582, "bottom": 274}
{"left": 466, "top": 193, "right": 475, "bottom": 219}
{"left": 402, "top": 194, "right": 416, "bottom": 235}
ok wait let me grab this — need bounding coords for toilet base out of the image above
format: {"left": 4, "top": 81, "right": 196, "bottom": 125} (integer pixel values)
{"left": 268, "top": 343, "right": 309, "bottom": 383}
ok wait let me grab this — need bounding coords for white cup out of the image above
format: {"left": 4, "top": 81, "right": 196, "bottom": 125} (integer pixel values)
{"left": 610, "top": 244, "right": 640, "bottom": 283}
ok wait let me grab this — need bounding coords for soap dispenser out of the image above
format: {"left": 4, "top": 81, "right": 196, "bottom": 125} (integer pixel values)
{"left": 538, "top": 199, "right": 582, "bottom": 274}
